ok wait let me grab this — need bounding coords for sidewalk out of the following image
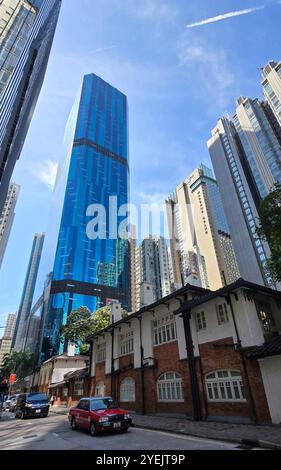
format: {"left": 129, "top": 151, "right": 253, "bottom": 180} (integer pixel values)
{"left": 51, "top": 407, "right": 281, "bottom": 449}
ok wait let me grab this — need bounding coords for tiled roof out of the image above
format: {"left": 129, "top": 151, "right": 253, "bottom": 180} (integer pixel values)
{"left": 64, "top": 368, "right": 89, "bottom": 381}
{"left": 176, "top": 278, "right": 281, "bottom": 314}
{"left": 244, "top": 335, "right": 281, "bottom": 359}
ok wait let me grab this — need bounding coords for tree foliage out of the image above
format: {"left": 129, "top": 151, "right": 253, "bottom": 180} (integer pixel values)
{"left": 0, "top": 350, "right": 34, "bottom": 381}
{"left": 60, "top": 306, "right": 92, "bottom": 346}
{"left": 258, "top": 183, "right": 281, "bottom": 282}
{"left": 60, "top": 305, "right": 128, "bottom": 349}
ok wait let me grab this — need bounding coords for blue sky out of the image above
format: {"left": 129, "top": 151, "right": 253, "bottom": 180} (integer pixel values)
{"left": 0, "top": 0, "right": 280, "bottom": 333}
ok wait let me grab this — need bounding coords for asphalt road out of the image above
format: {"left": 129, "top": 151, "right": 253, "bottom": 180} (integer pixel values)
{"left": 0, "top": 411, "right": 240, "bottom": 450}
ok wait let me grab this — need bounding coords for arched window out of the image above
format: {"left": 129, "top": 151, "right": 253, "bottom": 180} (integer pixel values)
{"left": 120, "top": 377, "right": 135, "bottom": 402}
{"left": 205, "top": 370, "right": 245, "bottom": 402}
{"left": 157, "top": 372, "right": 184, "bottom": 402}
{"left": 95, "top": 381, "right": 105, "bottom": 397}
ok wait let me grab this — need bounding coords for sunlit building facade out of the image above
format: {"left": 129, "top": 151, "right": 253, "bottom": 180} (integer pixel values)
{"left": 0, "top": 0, "right": 62, "bottom": 214}
{"left": 262, "top": 61, "right": 281, "bottom": 128}
{"left": 0, "top": 182, "right": 20, "bottom": 269}
{"left": 40, "top": 74, "right": 130, "bottom": 361}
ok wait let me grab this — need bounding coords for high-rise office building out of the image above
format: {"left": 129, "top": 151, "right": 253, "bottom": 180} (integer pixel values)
{"left": 208, "top": 117, "right": 272, "bottom": 286}
{"left": 0, "top": 0, "right": 62, "bottom": 214}
{"left": 0, "top": 313, "right": 16, "bottom": 367}
{"left": 262, "top": 61, "right": 281, "bottom": 128}
{"left": 233, "top": 96, "right": 281, "bottom": 197}
{"left": 13, "top": 232, "right": 45, "bottom": 351}
{"left": 3, "top": 312, "right": 16, "bottom": 338}
{"left": 37, "top": 73, "right": 130, "bottom": 361}
{"left": 166, "top": 165, "right": 240, "bottom": 291}
{"left": 0, "top": 182, "right": 20, "bottom": 268}
{"left": 135, "top": 236, "right": 171, "bottom": 310}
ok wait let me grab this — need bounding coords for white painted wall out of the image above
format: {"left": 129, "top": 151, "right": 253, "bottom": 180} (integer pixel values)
{"left": 132, "top": 319, "right": 141, "bottom": 368}
{"left": 141, "top": 312, "right": 153, "bottom": 360}
{"left": 234, "top": 296, "right": 264, "bottom": 347}
{"left": 192, "top": 300, "right": 236, "bottom": 345}
{"left": 176, "top": 315, "right": 188, "bottom": 359}
{"left": 105, "top": 332, "right": 112, "bottom": 375}
{"left": 259, "top": 356, "right": 281, "bottom": 424}
{"left": 52, "top": 358, "right": 87, "bottom": 384}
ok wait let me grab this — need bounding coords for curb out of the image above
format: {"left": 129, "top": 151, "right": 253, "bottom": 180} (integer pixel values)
{"left": 134, "top": 423, "right": 242, "bottom": 446}
{"left": 134, "top": 423, "right": 281, "bottom": 450}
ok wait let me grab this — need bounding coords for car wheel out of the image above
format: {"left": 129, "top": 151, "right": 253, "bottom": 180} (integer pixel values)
{"left": 90, "top": 421, "right": 98, "bottom": 437}
{"left": 71, "top": 417, "right": 77, "bottom": 430}
{"left": 43, "top": 413, "right": 48, "bottom": 418}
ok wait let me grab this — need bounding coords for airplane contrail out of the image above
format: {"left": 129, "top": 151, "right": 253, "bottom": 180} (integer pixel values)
{"left": 186, "top": 6, "right": 265, "bottom": 29}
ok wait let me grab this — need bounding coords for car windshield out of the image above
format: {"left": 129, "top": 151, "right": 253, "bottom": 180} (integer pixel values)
{"left": 27, "top": 394, "right": 49, "bottom": 403}
{"left": 91, "top": 398, "right": 119, "bottom": 411}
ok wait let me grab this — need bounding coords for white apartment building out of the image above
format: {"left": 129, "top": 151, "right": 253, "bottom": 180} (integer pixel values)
{"left": 135, "top": 236, "right": 171, "bottom": 309}
{"left": 0, "top": 182, "right": 20, "bottom": 269}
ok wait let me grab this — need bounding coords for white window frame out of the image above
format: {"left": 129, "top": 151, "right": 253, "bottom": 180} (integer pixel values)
{"left": 120, "top": 377, "right": 136, "bottom": 402}
{"left": 195, "top": 311, "right": 207, "bottom": 331}
{"left": 216, "top": 303, "right": 229, "bottom": 326}
{"left": 119, "top": 330, "right": 134, "bottom": 357}
{"left": 96, "top": 342, "right": 106, "bottom": 363}
{"left": 205, "top": 370, "right": 246, "bottom": 403}
{"left": 153, "top": 313, "right": 177, "bottom": 346}
{"left": 73, "top": 379, "right": 84, "bottom": 397}
{"left": 157, "top": 372, "right": 184, "bottom": 403}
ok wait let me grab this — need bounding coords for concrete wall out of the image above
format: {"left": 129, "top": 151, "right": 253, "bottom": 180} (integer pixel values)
{"left": 259, "top": 356, "right": 281, "bottom": 424}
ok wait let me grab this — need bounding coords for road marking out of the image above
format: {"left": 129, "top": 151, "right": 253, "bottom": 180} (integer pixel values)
{"left": 52, "top": 433, "right": 59, "bottom": 437}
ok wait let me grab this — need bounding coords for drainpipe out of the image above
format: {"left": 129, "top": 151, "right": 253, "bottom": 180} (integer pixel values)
{"left": 182, "top": 311, "right": 201, "bottom": 421}
{"left": 110, "top": 330, "right": 115, "bottom": 398}
{"left": 227, "top": 293, "right": 258, "bottom": 424}
{"left": 138, "top": 317, "right": 146, "bottom": 415}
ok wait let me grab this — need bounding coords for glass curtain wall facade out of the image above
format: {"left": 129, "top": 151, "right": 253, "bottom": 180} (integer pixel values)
{"left": 0, "top": 0, "right": 62, "bottom": 214}
{"left": 233, "top": 97, "right": 281, "bottom": 198}
{"left": 207, "top": 118, "right": 272, "bottom": 286}
{"left": 40, "top": 74, "right": 130, "bottom": 362}
{"left": 13, "top": 232, "right": 45, "bottom": 351}
{"left": 262, "top": 61, "right": 281, "bottom": 128}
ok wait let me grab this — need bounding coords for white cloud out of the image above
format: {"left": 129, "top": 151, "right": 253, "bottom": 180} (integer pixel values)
{"left": 177, "top": 34, "right": 235, "bottom": 108}
{"left": 36, "top": 160, "right": 58, "bottom": 189}
{"left": 186, "top": 6, "right": 265, "bottom": 28}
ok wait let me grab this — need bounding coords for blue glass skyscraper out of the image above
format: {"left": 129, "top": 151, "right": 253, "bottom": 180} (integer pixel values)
{"left": 40, "top": 74, "right": 130, "bottom": 361}
{"left": 0, "top": 0, "right": 62, "bottom": 214}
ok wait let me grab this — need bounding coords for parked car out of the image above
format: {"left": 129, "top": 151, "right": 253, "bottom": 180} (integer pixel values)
{"left": 9, "top": 395, "right": 20, "bottom": 412}
{"left": 15, "top": 393, "right": 50, "bottom": 419}
{"left": 2, "top": 395, "right": 14, "bottom": 411}
{"left": 69, "top": 397, "right": 132, "bottom": 436}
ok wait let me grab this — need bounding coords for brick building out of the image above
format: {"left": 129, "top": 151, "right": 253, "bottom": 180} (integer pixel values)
{"left": 87, "top": 280, "right": 281, "bottom": 425}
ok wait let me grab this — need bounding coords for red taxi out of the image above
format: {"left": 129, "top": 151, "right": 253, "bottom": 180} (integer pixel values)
{"left": 69, "top": 397, "right": 132, "bottom": 436}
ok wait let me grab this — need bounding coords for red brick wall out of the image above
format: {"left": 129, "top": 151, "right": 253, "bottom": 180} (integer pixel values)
{"left": 198, "top": 337, "right": 271, "bottom": 423}
{"left": 152, "top": 341, "right": 193, "bottom": 416}
{"left": 86, "top": 337, "right": 272, "bottom": 423}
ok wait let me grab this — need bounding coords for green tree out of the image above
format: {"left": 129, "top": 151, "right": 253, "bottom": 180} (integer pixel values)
{"left": 258, "top": 183, "right": 281, "bottom": 282}
{"left": 60, "top": 305, "right": 128, "bottom": 352}
{"left": 60, "top": 306, "right": 92, "bottom": 346}
{"left": 0, "top": 350, "right": 34, "bottom": 381}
